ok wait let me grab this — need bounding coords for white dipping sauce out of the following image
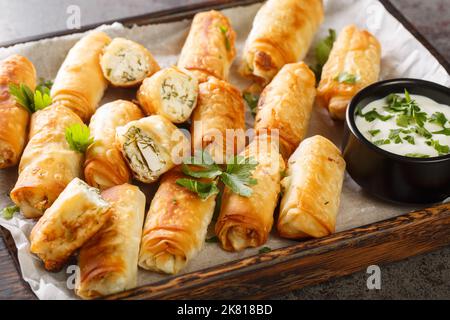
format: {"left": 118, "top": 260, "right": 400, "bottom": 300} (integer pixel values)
{"left": 355, "top": 93, "right": 450, "bottom": 158}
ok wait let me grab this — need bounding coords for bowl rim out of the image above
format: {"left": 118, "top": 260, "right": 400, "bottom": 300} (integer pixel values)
{"left": 346, "top": 78, "right": 450, "bottom": 163}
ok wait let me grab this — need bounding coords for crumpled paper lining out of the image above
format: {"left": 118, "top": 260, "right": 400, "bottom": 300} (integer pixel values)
{"left": 0, "top": 0, "right": 449, "bottom": 300}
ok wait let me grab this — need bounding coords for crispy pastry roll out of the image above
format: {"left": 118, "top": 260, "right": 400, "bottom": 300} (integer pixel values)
{"left": 84, "top": 100, "right": 143, "bottom": 190}
{"left": 0, "top": 55, "right": 36, "bottom": 168}
{"left": 178, "top": 10, "right": 236, "bottom": 83}
{"left": 255, "top": 62, "right": 316, "bottom": 160}
{"left": 240, "top": 0, "right": 324, "bottom": 85}
{"left": 30, "top": 178, "right": 111, "bottom": 271}
{"left": 10, "top": 105, "right": 84, "bottom": 218}
{"left": 139, "top": 167, "right": 216, "bottom": 274}
{"left": 100, "top": 37, "right": 160, "bottom": 87}
{"left": 215, "top": 134, "right": 285, "bottom": 251}
{"left": 317, "top": 25, "right": 381, "bottom": 120}
{"left": 278, "top": 135, "right": 346, "bottom": 239}
{"left": 137, "top": 66, "right": 198, "bottom": 123}
{"left": 51, "top": 31, "right": 111, "bottom": 122}
{"left": 76, "top": 184, "right": 146, "bottom": 299}
{"left": 116, "top": 115, "right": 189, "bottom": 183}
{"left": 191, "top": 77, "right": 246, "bottom": 163}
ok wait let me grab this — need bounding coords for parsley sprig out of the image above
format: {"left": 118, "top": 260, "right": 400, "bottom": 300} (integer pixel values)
{"left": 384, "top": 90, "right": 428, "bottom": 127}
{"left": 65, "top": 123, "right": 94, "bottom": 153}
{"left": 8, "top": 81, "right": 52, "bottom": 113}
{"left": 176, "top": 150, "right": 258, "bottom": 200}
{"left": 1, "top": 205, "right": 19, "bottom": 220}
{"left": 243, "top": 92, "right": 259, "bottom": 117}
{"left": 310, "top": 29, "right": 337, "bottom": 82}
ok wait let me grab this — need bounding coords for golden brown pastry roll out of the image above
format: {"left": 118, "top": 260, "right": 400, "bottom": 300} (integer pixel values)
{"left": 137, "top": 66, "right": 198, "bottom": 123}
{"left": 278, "top": 135, "right": 346, "bottom": 239}
{"left": 255, "top": 62, "right": 316, "bottom": 160}
{"left": 115, "top": 115, "right": 189, "bottom": 183}
{"left": 51, "top": 31, "right": 111, "bottom": 122}
{"left": 215, "top": 134, "right": 285, "bottom": 251}
{"left": 0, "top": 55, "right": 36, "bottom": 168}
{"left": 240, "top": 0, "right": 324, "bottom": 85}
{"left": 30, "top": 178, "right": 111, "bottom": 271}
{"left": 76, "top": 183, "right": 146, "bottom": 299}
{"left": 139, "top": 167, "right": 216, "bottom": 274}
{"left": 100, "top": 37, "right": 160, "bottom": 87}
{"left": 84, "top": 100, "right": 143, "bottom": 190}
{"left": 178, "top": 10, "right": 236, "bottom": 83}
{"left": 191, "top": 77, "right": 246, "bottom": 163}
{"left": 317, "top": 25, "right": 382, "bottom": 120}
{"left": 10, "top": 105, "right": 84, "bottom": 218}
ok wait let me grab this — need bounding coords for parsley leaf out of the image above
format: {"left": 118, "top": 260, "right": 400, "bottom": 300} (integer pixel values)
{"left": 2, "top": 205, "right": 19, "bottom": 220}
{"left": 259, "top": 247, "right": 272, "bottom": 254}
{"left": 426, "top": 140, "right": 450, "bottom": 156}
{"left": 334, "top": 72, "right": 360, "bottom": 84}
{"left": 9, "top": 82, "right": 52, "bottom": 113}
{"left": 176, "top": 178, "right": 219, "bottom": 200}
{"left": 405, "top": 153, "right": 430, "bottom": 158}
{"left": 310, "top": 29, "right": 337, "bottom": 81}
{"left": 182, "top": 150, "right": 222, "bottom": 179}
{"left": 221, "top": 156, "right": 258, "bottom": 197}
{"left": 368, "top": 129, "right": 381, "bottom": 137}
{"left": 433, "top": 128, "right": 450, "bottom": 136}
{"left": 65, "top": 123, "right": 93, "bottom": 153}
{"left": 374, "top": 139, "right": 391, "bottom": 146}
{"left": 429, "top": 112, "right": 447, "bottom": 128}
{"left": 218, "top": 25, "right": 231, "bottom": 51}
{"left": 384, "top": 89, "right": 427, "bottom": 127}
{"left": 357, "top": 108, "right": 393, "bottom": 122}
{"left": 404, "top": 135, "right": 415, "bottom": 145}
{"left": 413, "top": 126, "right": 432, "bottom": 139}
{"left": 243, "top": 92, "right": 259, "bottom": 116}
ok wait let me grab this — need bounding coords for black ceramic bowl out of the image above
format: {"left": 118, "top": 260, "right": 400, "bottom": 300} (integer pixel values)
{"left": 342, "top": 78, "right": 450, "bottom": 204}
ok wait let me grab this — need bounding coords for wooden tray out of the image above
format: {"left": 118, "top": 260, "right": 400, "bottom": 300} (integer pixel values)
{"left": 1, "top": 0, "right": 449, "bottom": 300}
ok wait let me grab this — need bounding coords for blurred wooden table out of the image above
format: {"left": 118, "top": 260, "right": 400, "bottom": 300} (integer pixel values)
{"left": 0, "top": 0, "right": 449, "bottom": 300}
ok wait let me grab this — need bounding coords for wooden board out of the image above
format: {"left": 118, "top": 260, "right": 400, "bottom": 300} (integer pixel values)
{"left": 1, "top": 0, "right": 449, "bottom": 300}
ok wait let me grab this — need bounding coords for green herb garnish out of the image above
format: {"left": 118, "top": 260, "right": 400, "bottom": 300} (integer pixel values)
{"left": 374, "top": 139, "right": 391, "bottom": 146}
{"left": 176, "top": 178, "right": 219, "bottom": 200}
{"left": 404, "top": 153, "right": 430, "bottom": 158}
{"left": 426, "top": 139, "right": 450, "bottom": 156}
{"left": 1, "top": 205, "right": 19, "bottom": 220}
{"left": 384, "top": 90, "right": 427, "bottom": 127}
{"left": 413, "top": 126, "right": 432, "bottom": 139}
{"left": 357, "top": 108, "right": 393, "bottom": 122}
{"left": 310, "top": 29, "right": 337, "bottom": 81}
{"left": 243, "top": 92, "right": 259, "bottom": 116}
{"left": 259, "top": 247, "right": 272, "bottom": 254}
{"left": 429, "top": 112, "right": 448, "bottom": 128}
{"left": 404, "top": 135, "right": 415, "bottom": 145}
{"left": 176, "top": 150, "right": 258, "bottom": 199}
{"left": 65, "top": 123, "right": 94, "bottom": 153}
{"left": 433, "top": 128, "right": 450, "bottom": 136}
{"left": 218, "top": 25, "right": 231, "bottom": 51}
{"left": 334, "top": 72, "right": 360, "bottom": 84}
{"left": 368, "top": 129, "right": 381, "bottom": 137}
{"left": 8, "top": 83, "right": 52, "bottom": 113}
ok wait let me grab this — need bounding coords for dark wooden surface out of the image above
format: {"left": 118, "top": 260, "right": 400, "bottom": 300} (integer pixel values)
{"left": 0, "top": 0, "right": 449, "bottom": 300}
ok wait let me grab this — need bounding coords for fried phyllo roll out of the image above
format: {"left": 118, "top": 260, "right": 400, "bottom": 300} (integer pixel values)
{"left": 30, "top": 178, "right": 110, "bottom": 271}
{"left": 10, "top": 105, "right": 84, "bottom": 218}
{"left": 255, "top": 62, "right": 316, "bottom": 160}
{"left": 116, "top": 115, "right": 189, "bottom": 183}
{"left": 51, "top": 31, "right": 111, "bottom": 122}
{"left": 0, "top": 55, "right": 36, "bottom": 168}
{"left": 84, "top": 100, "right": 143, "bottom": 190}
{"left": 139, "top": 167, "right": 216, "bottom": 274}
{"left": 178, "top": 10, "right": 236, "bottom": 83}
{"left": 317, "top": 25, "right": 381, "bottom": 120}
{"left": 76, "top": 184, "right": 146, "bottom": 299}
{"left": 100, "top": 37, "right": 160, "bottom": 87}
{"left": 278, "top": 135, "right": 346, "bottom": 239}
{"left": 215, "top": 135, "right": 285, "bottom": 251}
{"left": 240, "top": 0, "right": 324, "bottom": 85}
{"left": 191, "top": 77, "right": 246, "bottom": 163}
{"left": 137, "top": 66, "right": 198, "bottom": 123}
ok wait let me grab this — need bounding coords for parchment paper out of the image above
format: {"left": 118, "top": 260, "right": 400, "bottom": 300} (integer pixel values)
{"left": 0, "top": 0, "right": 449, "bottom": 300}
